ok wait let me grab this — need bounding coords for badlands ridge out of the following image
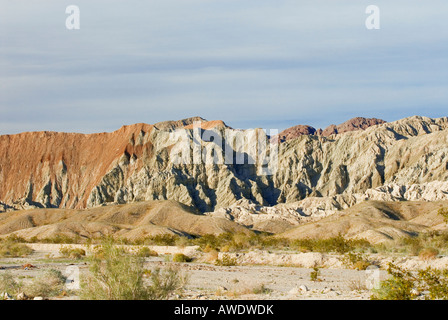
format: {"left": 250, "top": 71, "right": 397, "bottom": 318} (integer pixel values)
{"left": 1, "top": 115, "right": 447, "bottom": 243}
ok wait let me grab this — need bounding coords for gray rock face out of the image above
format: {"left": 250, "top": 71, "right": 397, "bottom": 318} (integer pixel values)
{"left": 205, "top": 181, "right": 448, "bottom": 232}
{"left": 1, "top": 116, "right": 448, "bottom": 214}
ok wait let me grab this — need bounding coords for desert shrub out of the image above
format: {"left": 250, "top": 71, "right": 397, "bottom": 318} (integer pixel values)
{"left": 343, "top": 252, "right": 372, "bottom": 270}
{"left": 172, "top": 253, "right": 192, "bottom": 263}
{"left": 417, "top": 268, "right": 448, "bottom": 300}
{"left": 371, "top": 263, "right": 416, "bottom": 300}
{"left": 2, "top": 235, "right": 28, "bottom": 243}
{"left": 252, "top": 283, "right": 272, "bottom": 295}
{"left": 40, "top": 234, "right": 78, "bottom": 244}
{"left": 347, "top": 278, "right": 368, "bottom": 291}
{"left": 215, "top": 254, "right": 237, "bottom": 266}
{"left": 24, "top": 269, "right": 67, "bottom": 299}
{"left": 389, "top": 232, "right": 448, "bottom": 256}
{"left": 147, "top": 267, "right": 188, "bottom": 299}
{"left": 143, "top": 234, "right": 179, "bottom": 246}
{"left": 0, "top": 272, "right": 22, "bottom": 297}
{"left": 418, "top": 247, "right": 439, "bottom": 261}
{"left": 310, "top": 267, "right": 322, "bottom": 282}
{"left": 174, "top": 236, "right": 190, "bottom": 248}
{"left": 59, "top": 246, "right": 86, "bottom": 259}
{"left": 193, "top": 233, "right": 230, "bottom": 251}
{"left": 136, "top": 246, "right": 158, "bottom": 257}
{"left": 292, "top": 236, "right": 371, "bottom": 254}
{"left": 80, "top": 239, "right": 149, "bottom": 300}
{"left": 203, "top": 248, "right": 219, "bottom": 263}
{"left": 80, "top": 238, "right": 187, "bottom": 300}
{"left": 371, "top": 263, "right": 448, "bottom": 300}
{"left": 438, "top": 207, "right": 448, "bottom": 224}
{"left": 0, "top": 240, "right": 33, "bottom": 257}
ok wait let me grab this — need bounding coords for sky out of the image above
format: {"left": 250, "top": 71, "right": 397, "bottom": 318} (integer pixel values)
{"left": 1, "top": 0, "right": 448, "bottom": 134}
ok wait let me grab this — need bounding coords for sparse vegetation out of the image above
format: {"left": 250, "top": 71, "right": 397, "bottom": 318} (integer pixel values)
{"left": 343, "top": 252, "right": 372, "bottom": 270}
{"left": 0, "top": 272, "right": 22, "bottom": 298}
{"left": 136, "top": 246, "right": 158, "bottom": 257}
{"left": 80, "top": 238, "right": 187, "bottom": 300}
{"left": 1, "top": 232, "right": 376, "bottom": 256}
{"left": 215, "top": 254, "right": 237, "bottom": 266}
{"left": 24, "top": 269, "right": 67, "bottom": 299}
{"left": 59, "top": 246, "right": 86, "bottom": 260}
{"left": 0, "top": 238, "right": 33, "bottom": 258}
{"left": 172, "top": 253, "right": 192, "bottom": 263}
{"left": 140, "top": 232, "right": 373, "bottom": 255}
{"left": 252, "top": 283, "right": 272, "bottom": 295}
{"left": 310, "top": 267, "right": 322, "bottom": 282}
{"left": 379, "top": 231, "right": 448, "bottom": 256}
{"left": 418, "top": 247, "right": 439, "bottom": 261}
{"left": 371, "top": 263, "right": 448, "bottom": 300}
{"left": 438, "top": 207, "right": 448, "bottom": 225}
{"left": 347, "top": 278, "right": 368, "bottom": 291}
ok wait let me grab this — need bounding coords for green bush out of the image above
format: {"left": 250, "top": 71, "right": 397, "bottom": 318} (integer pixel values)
{"left": 24, "top": 269, "right": 67, "bottom": 299}
{"left": 215, "top": 254, "right": 237, "bottom": 266}
{"left": 292, "top": 236, "right": 371, "bottom": 254}
{"left": 343, "top": 252, "right": 372, "bottom": 270}
{"left": 438, "top": 207, "right": 448, "bottom": 224}
{"left": 252, "top": 284, "right": 272, "bottom": 295}
{"left": 371, "top": 263, "right": 448, "bottom": 300}
{"left": 59, "top": 246, "right": 86, "bottom": 259}
{"left": 172, "top": 253, "right": 192, "bottom": 262}
{"left": 310, "top": 267, "right": 322, "bottom": 282}
{"left": 80, "top": 238, "right": 187, "bottom": 300}
{"left": 137, "top": 246, "right": 158, "bottom": 257}
{"left": 0, "top": 272, "right": 22, "bottom": 298}
{"left": 0, "top": 240, "right": 33, "bottom": 257}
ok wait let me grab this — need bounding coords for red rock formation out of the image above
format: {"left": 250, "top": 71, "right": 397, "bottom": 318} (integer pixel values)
{"left": 0, "top": 117, "right": 223, "bottom": 210}
{"left": 0, "top": 123, "right": 154, "bottom": 210}
{"left": 275, "top": 117, "right": 386, "bottom": 142}
{"left": 275, "top": 125, "right": 317, "bottom": 143}
{"left": 321, "top": 117, "right": 386, "bottom": 137}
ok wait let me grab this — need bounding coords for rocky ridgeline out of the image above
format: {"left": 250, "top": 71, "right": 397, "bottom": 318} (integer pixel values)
{"left": 1, "top": 115, "right": 448, "bottom": 217}
{"left": 206, "top": 180, "right": 448, "bottom": 233}
{"left": 275, "top": 117, "right": 386, "bottom": 142}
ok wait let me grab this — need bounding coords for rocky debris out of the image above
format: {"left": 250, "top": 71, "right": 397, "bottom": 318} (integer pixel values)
{"left": 0, "top": 115, "right": 448, "bottom": 216}
{"left": 299, "top": 285, "right": 309, "bottom": 292}
{"left": 2, "top": 292, "right": 13, "bottom": 300}
{"left": 16, "top": 292, "right": 28, "bottom": 300}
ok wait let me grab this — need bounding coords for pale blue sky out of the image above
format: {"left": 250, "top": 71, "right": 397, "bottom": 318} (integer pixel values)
{"left": 1, "top": 0, "right": 447, "bottom": 134}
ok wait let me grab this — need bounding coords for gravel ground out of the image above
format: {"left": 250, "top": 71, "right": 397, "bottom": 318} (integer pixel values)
{"left": 0, "top": 244, "right": 398, "bottom": 300}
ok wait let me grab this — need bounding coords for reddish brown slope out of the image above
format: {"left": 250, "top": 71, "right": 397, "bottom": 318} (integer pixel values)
{"left": 0, "top": 123, "right": 154, "bottom": 209}
{"left": 275, "top": 117, "right": 386, "bottom": 142}
{"left": 321, "top": 117, "right": 386, "bottom": 136}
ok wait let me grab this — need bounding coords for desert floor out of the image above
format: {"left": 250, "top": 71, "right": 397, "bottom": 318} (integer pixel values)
{"left": 3, "top": 244, "right": 447, "bottom": 300}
